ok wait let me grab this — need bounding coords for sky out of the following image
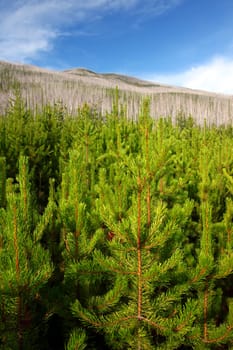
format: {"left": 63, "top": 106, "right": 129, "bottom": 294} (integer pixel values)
{"left": 1, "top": 0, "right": 233, "bottom": 95}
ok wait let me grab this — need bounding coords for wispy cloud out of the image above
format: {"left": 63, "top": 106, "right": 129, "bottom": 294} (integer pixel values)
{"left": 0, "top": 0, "right": 181, "bottom": 62}
{"left": 133, "top": 0, "right": 183, "bottom": 18}
{"left": 144, "top": 56, "right": 233, "bottom": 95}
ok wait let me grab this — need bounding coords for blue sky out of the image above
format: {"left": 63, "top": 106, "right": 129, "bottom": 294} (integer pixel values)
{"left": 1, "top": 0, "right": 233, "bottom": 94}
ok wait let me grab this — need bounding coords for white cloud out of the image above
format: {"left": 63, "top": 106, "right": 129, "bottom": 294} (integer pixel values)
{"left": 134, "top": 0, "right": 183, "bottom": 17}
{"left": 146, "top": 56, "right": 233, "bottom": 95}
{"left": 0, "top": 0, "right": 181, "bottom": 62}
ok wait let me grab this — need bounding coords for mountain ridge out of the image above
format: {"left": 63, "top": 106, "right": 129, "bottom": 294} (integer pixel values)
{"left": 0, "top": 60, "right": 233, "bottom": 125}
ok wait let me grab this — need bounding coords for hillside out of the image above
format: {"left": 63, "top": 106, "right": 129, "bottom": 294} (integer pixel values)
{"left": 0, "top": 60, "right": 233, "bottom": 125}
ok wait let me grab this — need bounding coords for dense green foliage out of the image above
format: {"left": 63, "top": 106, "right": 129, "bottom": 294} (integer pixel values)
{"left": 1, "top": 95, "right": 233, "bottom": 349}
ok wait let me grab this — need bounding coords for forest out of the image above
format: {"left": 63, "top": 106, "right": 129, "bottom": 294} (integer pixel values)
{"left": 1, "top": 90, "right": 233, "bottom": 349}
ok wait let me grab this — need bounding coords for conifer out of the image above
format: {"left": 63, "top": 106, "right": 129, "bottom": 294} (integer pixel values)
{"left": 0, "top": 157, "right": 6, "bottom": 208}
{"left": 1, "top": 96, "right": 233, "bottom": 349}
{"left": 186, "top": 140, "right": 233, "bottom": 349}
{"left": 68, "top": 111, "right": 197, "bottom": 349}
{"left": 0, "top": 156, "right": 53, "bottom": 349}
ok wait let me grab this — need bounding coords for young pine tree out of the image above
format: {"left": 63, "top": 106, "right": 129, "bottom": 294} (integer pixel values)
{"left": 185, "top": 138, "right": 233, "bottom": 349}
{"left": 68, "top": 112, "right": 198, "bottom": 350}
{"left": 0, "top": 156, "right": 54, "bottom": 350}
